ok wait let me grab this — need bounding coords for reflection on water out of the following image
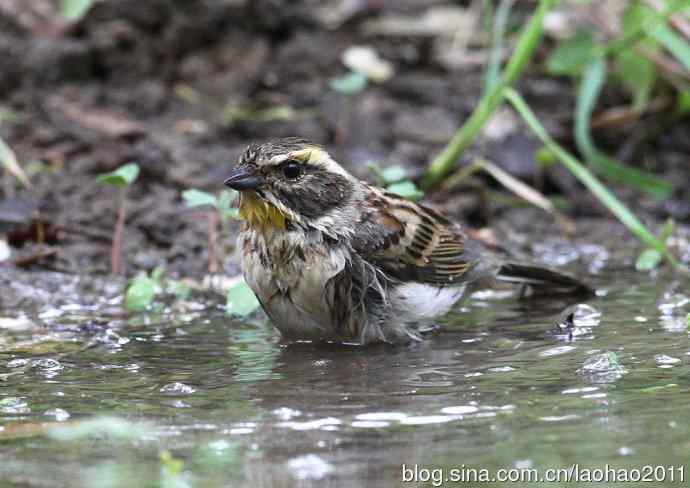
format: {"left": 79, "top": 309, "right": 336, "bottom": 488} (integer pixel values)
{"left": 1, "top": 268, "right": 689, "bottom": 487}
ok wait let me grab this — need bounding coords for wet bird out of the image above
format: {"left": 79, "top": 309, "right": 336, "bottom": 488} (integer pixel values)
{"left": 224, "top": 138, "right": 590, "bottom": 345}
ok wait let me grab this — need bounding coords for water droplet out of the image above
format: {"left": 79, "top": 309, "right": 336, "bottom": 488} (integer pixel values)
{"left": 488, "top": 366, "right": 515, "bottom": 373}
{"left": 399, "top": 415, "right": 454, "bottom": 425}
{"left": 540, "top": 415, "right": 580, "bottom": 422}
{"left": 279, "top": 418, "right": 341, "bottom": 431}
{"left": 44, "top": 408, "right": 70, "bottom": 421}
{"left": 287, "top": 454, "right": 334, "bottom": 481}
{"left": 561, "top": 386, "right": 598, "bottom": 394}
{"left": 655, "top": 354, "right": 681, "bottom": 366}
{"left": 0, "top": 316, "right": 37, "bottom": 331}
{"left": 540, "top": 345, "right": 576, "bottom": 357}
{"left": 160, "top": 382, "right": 196, "bottom": 394}
{"left": 31, "top": 359, "right": 64, "bottom": 377}
{"left": 356, "top": 412, "right": 408, "bottom": 422}
{"left": 0, "top": 397, "right": 30, "bottom": 414}
{"left": 351, "top": 420, "right": 390, "bottom": 428}
{"left": 273, "top": 407, "right": 302, "bottom": 420}
{"left": 7, "top": 358, "right": 28, "bottom": 368}
{"left": 577, "top": 352, "right": 627, "bottom": 382}
{"left": 440, "top": 405, "right": 479, "bottom": 415}
{"left": 209, "top": 440, "right": 232, "bottom": 451}
{"left": 514, "top": 459, "right": 533, "bottom": 469}
{"left": 579, "top": 353, "right": 619, "bottom": 373}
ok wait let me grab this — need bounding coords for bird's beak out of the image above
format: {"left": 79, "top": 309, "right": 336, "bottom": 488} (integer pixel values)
{"left": 224, "top": 166, "right": 264, "bottom": 191}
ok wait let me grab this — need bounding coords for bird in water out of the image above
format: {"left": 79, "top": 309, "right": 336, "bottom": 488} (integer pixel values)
{"left": 224, "top": 138, "right": 590, "bottom": 345}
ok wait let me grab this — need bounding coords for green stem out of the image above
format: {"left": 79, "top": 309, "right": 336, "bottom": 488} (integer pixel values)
{"left": 112, "top": 190, "right": 127, "bottom": 275}
{"left": 421, "top": 0, "right": 555, "bottom": 190}
{"left": 483, "top": 0, "right": 516, "bottom": 95}
{"left": 504, "top": 88, "right": 682, "bottom": 270}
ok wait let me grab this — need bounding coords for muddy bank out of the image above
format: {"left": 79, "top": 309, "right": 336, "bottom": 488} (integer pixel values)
{"left": 1, "top": 0, "right": 688, "bottom": 281}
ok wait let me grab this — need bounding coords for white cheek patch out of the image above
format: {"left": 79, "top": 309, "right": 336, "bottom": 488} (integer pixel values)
{"left": 390, "top": 283, "right": 466, "bottom": 320}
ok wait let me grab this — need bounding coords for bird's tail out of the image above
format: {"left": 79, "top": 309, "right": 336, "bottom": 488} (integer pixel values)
{"left": 496, "top": 262, "right": 593, "bottom": 296}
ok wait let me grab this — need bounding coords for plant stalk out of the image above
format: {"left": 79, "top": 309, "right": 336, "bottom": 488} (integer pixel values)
{"left": 112, "top": 189, "right": 127, "bottom": 275}
{"left": 421, "top": 0, "right": 555, "bottom": 190}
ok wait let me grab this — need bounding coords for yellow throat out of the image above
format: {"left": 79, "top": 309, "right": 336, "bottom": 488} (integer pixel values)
{"left": 238, "top": 192, "right": 287, "bottom": 230}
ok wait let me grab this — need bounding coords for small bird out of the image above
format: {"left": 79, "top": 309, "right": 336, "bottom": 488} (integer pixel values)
{"left": 225, "top": 138, "right": 590, "bottom": 345}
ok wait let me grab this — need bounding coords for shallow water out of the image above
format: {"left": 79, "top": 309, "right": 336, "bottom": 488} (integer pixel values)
{"left": 1, "top": 267, "right": 689, "bottom": 487}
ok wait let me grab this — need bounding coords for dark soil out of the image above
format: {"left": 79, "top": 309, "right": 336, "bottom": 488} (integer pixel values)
{"left": 1, "top": 0, "right": 689, "bottom": 280}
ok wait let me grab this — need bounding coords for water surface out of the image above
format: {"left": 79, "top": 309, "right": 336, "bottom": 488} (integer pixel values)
{"left": 1, "top": 267, "right": 689, "bottom": 487}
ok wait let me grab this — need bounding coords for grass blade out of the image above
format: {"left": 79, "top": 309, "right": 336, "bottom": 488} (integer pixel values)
{"left": 421, "top": 0, "right": 556, "bottom": 190}
{"left": 0, "top": 136, "right": 32, "bottom": 190}
{"left": 575, "top": 58, "right": 672, "bottom": 199}
{"left": 504, "top": 88, "right": 681, "bottom": 270}
{"left": 647, "top": 20, "right": 690, "bottom": 71}
{"left": 483, "top": 0, "right": 516, "bottom": 94}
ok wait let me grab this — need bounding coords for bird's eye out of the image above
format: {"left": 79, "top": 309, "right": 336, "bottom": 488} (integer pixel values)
{"left": 282, "top": 161, "right": 302, "bottom": 179}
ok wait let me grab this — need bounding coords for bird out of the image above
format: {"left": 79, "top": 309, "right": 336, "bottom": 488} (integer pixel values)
{"left": 224, "top": 137, "right": 590, "bottom": 345}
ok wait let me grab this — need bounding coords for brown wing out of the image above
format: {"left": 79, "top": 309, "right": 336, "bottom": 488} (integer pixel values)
{"left": 350, "top": 187, "right": 477, "bottom": 286}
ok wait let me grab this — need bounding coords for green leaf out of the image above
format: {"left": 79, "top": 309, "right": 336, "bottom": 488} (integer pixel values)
{"left": 677, "top": 90, "right": 690, "bottom": 114}
{"left": 151, "top": 266, "right": 166, "bottom": 283}
{"left": 387, "top": 181, "right": 424, "bottom": 201}
{"left": 483, "top": 0, "right": 514, "bottom": 94}
{"left": 606, "top": 351, "right": 620, "bottom": 368}
{"left": 535, "top": 146, "right": 558, "bottom": 167}
{"left": 646, "top": 18, "right": 690, "bottom": 71}
{"left": 330, "top": 71, "right": 368, "bottom": 96}
{"left": 182, "top": 189, "right": 217, "bottom": 208}
{"left": 167, "top": 280, "right": 191, "bottom": 301}
{"left": 546, "top": 29, "right": 602, "bottom": 76}
{"left": 575, "top": 59, "right": 672, "bottom": 199}
{"left": 217, "top": 190, "right": 239, "bottom": 222}
{"left": 125, "top": 275, "right": 157, "bottom": 312}
{"left": 659, "top": 218, "right": 675, "bottom": 241}
{"left": 636, "top": 249, "right": 663, "bottom": 271}
{"left": 367, "top": 163, "right": 385, "bottom": 185}
{"left": 226, "top": 280, "right": 261, "bottom": 316}
{"left": 60, "top": 0, "right": 94, "bottom": 20}
{"left": 160, "top": 450, "right": 184, "bottom": 477}
{"left": 380, "top": 165, "right": 408, "bottom": 185}
{"left": 613, "top": 49, "right": 656, "bottom": 111}
{"left": 97, "top": 163, "right": 140, "bottom": 188}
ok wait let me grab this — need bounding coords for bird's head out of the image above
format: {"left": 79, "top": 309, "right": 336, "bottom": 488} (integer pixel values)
{"left": 225, "top": 138, "right": 358, "bottom": 233}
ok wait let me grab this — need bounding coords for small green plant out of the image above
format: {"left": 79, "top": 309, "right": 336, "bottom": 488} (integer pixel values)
{"left": 97, "top": 163, "right": 140, "bottom": 275}
{"left": 125, "top": 266, "right": 191, "bottom": 312}
{"left": 635, "top": 219, "right": 675, "bottom": 271}
{"left": 544, "top": 0, "right": 690, "bottom": 198}
{"left": 330, "top": 71, "right": 368, "bottom": 96}
{"left": 182, "top": 188, "right": 238, "bottom": 273}
{"left": 60, "top": 0, "right": 95, "bottom": 21}
{"left": 226, "top": 279, "right": 261, "bottom": 316}
{"left": 504, "top": 88, "right": 682, "bottom": 270}
{"left": 368, "top": 163, "right": 424, "bottom": 201}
